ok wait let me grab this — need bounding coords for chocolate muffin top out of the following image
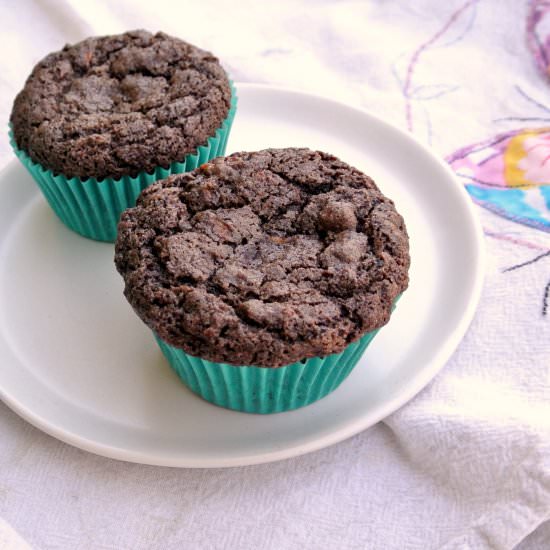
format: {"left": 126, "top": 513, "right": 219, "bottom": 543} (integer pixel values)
{"left": 10, "top": 30, "right": 231, "bottom": 180}
{"left": 115, "top": 148, "right": 410, "bottom": 367}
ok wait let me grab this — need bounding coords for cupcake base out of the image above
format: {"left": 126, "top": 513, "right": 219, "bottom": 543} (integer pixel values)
{"left": 9, "top": 84, "right": 238, "bottom": 243}
{"left": 155, "top": 328, "right": 382, "bottom": 414}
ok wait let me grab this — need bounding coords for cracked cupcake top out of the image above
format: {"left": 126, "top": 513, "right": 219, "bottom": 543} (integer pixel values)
{"left": 115, "top": 148, "right": 410, "bottom": 367}
{"left": 10, "top": 30, "right": 231, "bottom": 179}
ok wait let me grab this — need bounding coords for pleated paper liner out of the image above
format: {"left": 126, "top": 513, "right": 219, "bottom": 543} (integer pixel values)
{"left": 9, "top": 83, "right": 238, "bottom": 243}
{"left": 155, "top": 326, "right": 383, "bottom": 414}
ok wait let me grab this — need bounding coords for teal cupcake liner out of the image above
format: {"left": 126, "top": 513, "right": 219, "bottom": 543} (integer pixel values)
{"left": 154, "top": 327, "right": 384, "bottom": 414}
{"left": 9, "top": 83, "right": 238, "bottom": 242}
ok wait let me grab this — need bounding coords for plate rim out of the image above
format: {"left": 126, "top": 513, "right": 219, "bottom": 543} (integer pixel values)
{"left": 0, "top": 82, "right": 485, "bottom": 468}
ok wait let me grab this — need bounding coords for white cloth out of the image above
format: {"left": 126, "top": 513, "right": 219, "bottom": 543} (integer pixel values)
{"left": 1, "top": 1, "right": 549, "bottom": 549}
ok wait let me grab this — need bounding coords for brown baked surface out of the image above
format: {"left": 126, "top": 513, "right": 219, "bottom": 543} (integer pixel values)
{"left": 10, "top": 30, "right": 231, "bottom": 179}
{"left": 115, "top": 148, "right": 410, "bottom": 367}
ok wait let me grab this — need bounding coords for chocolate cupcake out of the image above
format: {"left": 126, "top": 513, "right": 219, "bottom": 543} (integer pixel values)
{"left": 115, "top": 148, "right": 410, "bottom": 413}
{"left": 10, "top": 30, "right": 237, "bottom": 241}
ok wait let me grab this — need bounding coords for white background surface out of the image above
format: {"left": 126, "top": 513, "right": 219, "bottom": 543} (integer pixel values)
{"left": 0, "top": 85, "right": 483, "bottom": 467}
{"left": 0, "top": 1, "right": 549, "bottom": 549}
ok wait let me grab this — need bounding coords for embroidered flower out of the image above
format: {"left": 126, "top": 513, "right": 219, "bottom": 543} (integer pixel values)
{"left": 504, "top": 130, "right": 550, "bottom": 187}
{"left": 447, "top": 129, "right": 550, "bottom": 233}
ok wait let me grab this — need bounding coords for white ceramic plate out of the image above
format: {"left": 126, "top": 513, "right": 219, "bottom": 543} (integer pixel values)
{"left": 0, "top": 83, "right": 484, "bottom": 467}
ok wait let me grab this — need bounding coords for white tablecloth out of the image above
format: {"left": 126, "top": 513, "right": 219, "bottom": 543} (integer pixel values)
{"left": 1, "top": 1, "right": 549, "bottom": 549}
